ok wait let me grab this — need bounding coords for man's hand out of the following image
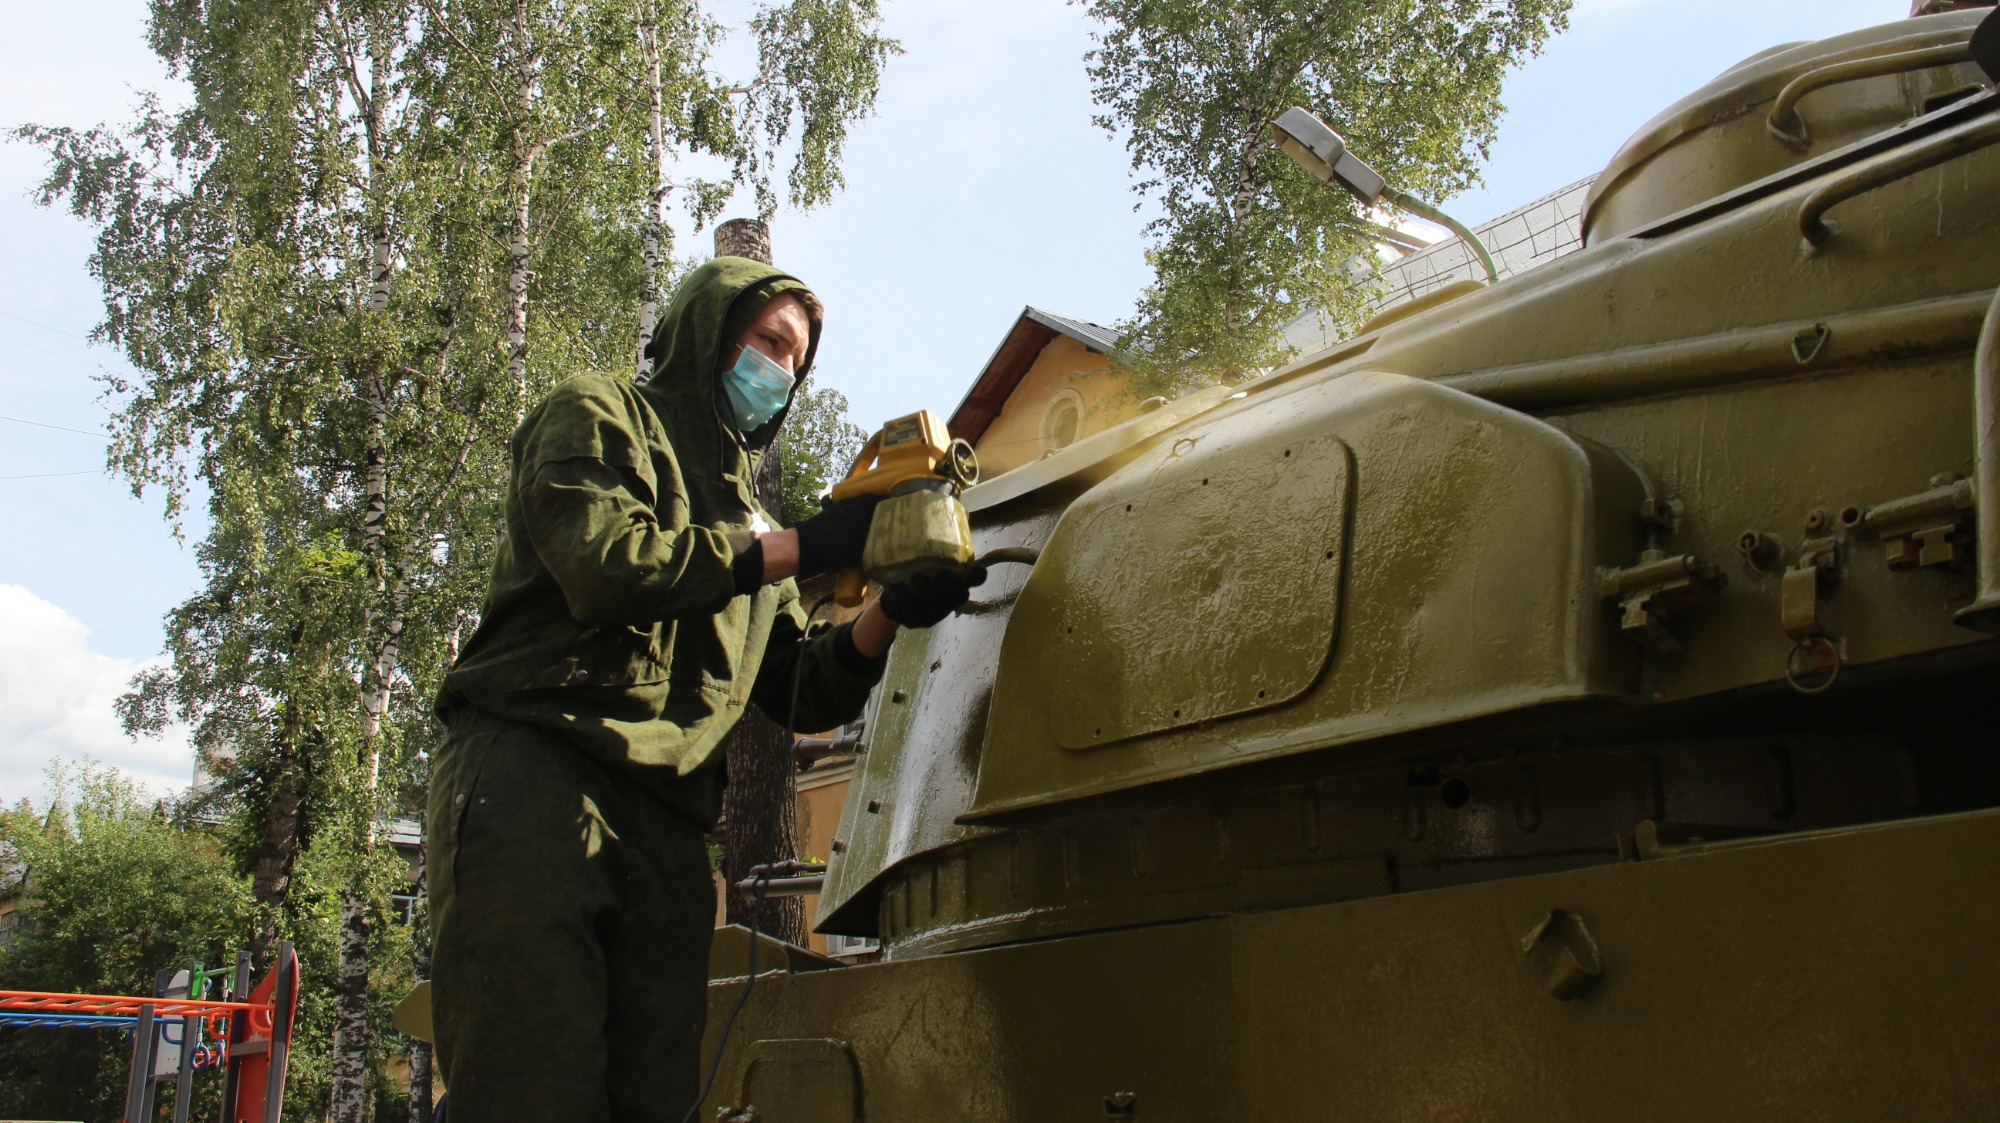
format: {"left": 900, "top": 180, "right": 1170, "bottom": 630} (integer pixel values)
{"left": 880, "top": 565, "right": 987, "bottom": 629}
{"left": 792, "top": 494, "right": 883, "bottom": 579}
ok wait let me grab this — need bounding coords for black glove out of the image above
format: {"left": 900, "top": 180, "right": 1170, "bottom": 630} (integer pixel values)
{"left": 793, "top": 493, "right": 883, "bottom": 579}
{"left": 880, "top": 565, "right": 987, "bottom": 629}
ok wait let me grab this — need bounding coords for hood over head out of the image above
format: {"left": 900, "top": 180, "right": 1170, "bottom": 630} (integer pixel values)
{"left": 641, "top": 255, "right": 821, "bottom": 465}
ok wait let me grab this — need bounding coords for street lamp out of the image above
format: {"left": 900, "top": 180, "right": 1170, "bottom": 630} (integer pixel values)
{"left": 1271, "top": 106, "right": 1500, "bottom": 285}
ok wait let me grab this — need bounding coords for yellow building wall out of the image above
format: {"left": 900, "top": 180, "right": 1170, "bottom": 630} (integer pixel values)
{"left": 794, "top": 769, "right": 852, "bottom": 956}
{"left": 972, "top": 337, "right": 1144, "bottom": 478}
{"left": 709, "top": 765, "right": 854, "bottom": 954}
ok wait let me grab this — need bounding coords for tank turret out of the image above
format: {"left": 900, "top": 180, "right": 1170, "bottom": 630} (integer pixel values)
{"left": 699, "top": 10, "right": 2000, "bottom": 1119}
{"left": 1587, "top": 8, "right": 1993, "bottom": 242}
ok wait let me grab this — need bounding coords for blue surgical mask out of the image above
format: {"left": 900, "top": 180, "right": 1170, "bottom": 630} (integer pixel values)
{"left": 721, "top": 345, "right": 796, "bottom": 431}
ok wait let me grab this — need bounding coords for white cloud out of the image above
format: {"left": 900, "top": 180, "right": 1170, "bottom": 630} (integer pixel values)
{"left": 0, "top": 584, "right": 194, "bottom": 806}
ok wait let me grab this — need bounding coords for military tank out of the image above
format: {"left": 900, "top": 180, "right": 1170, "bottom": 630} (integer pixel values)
{"left": 700, "top": 8, "right": 2000, "bottom": 1119}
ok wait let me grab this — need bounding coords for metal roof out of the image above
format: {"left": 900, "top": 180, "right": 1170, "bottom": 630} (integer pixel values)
{"left": 946, "top": 306, "right": 1124, "bottom": 446}
{"left": 1282, "top": 176, "right": 1597, "bottom": 355}
{"left": 1024, "top": 308, "right": 1122, "bottom": 354}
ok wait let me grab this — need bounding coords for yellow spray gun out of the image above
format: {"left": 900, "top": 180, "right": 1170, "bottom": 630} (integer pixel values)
{"left": 828, "top": 411, "right": 983, "bottom": 608}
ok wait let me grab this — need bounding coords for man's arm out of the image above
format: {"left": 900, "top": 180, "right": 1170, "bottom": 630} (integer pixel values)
{"left": 747, "top": 565, "right": 986, "bottom": 728}
{"left": 749, "top": 609, "right": 888, "bottom": 734}
{"left": 735, "top": 525, "right": 900, "bottom": 658}
{"left": 522, "top": 457, "right": 741, "bottom": 626}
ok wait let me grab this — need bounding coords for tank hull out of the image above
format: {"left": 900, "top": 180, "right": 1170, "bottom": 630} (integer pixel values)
{"left": 701, "top": 808, "right": 2000, "bottom": 1120}
{"left": 698, "top": 11, "right": 2000, "bottom": 1118}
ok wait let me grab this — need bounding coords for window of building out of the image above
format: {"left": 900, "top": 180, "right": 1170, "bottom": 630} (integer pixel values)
{"left": 1041, "top": 389, "right": 1083, "bottom": 454}
{"left": 824, "top": 933, "right": 880, "bottom": 959}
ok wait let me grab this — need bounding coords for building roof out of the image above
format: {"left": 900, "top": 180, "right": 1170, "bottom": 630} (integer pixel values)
{"left": 947, "top": 307, "right": 1122, "bottom": 446}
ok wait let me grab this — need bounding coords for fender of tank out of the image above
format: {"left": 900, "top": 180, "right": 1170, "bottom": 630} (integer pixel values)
{"left": 812, "top": 7, "right": 2000, "bottom": 951}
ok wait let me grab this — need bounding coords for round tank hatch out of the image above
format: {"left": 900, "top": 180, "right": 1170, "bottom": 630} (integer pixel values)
{"left": 1583, "top": 10, "right": 1991, "bottom": 244}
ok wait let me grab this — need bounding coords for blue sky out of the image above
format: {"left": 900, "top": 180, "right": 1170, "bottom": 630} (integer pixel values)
{"left": 0, "top": 0, "right": 1914, "bottom": 799}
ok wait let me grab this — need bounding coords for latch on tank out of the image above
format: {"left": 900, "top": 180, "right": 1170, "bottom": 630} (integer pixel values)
{"left": 1600, "top": 550, "right": 1728, "bottom": 653}
{"left": 1780, "top": 509, "right": 1844, "bottom": 693}
{"left": 1836, "top": 474, "right": 1975, "bottom": 571}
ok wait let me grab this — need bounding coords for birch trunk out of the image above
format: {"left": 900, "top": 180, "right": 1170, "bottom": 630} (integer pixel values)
{"left": 365, "top": 13, "right": 395, "bottom": 314}
{"left": 405, "top": 837, "right": 434, "bottom": 1123}
{"left": 505, "top": 145, "right": 535, "bottom": 419}
{"left": 503, "top": 0, "right": 541, "bottom": 418}
{"left": 635, "top": 6, "right": 668, "bottom": 379}
{"left": 249, "top": 656, "right": 312, "bottom": 969}
{"left": 329, "top": 891, "right": 373, "bottom": 1123}
{"left": 330, "top": 365, "right": 395, "bottom": 1123}
{"left": 332, "top": 26, "right": 403, "bottom": 1117}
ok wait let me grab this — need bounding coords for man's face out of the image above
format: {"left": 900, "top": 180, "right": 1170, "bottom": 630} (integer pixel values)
{"left": 730, "top": 293, "right": 812, "bottom": 376}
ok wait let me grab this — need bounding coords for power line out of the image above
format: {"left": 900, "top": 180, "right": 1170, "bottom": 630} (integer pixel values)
{"left": 0, "top": 310, "right": 93, "bottom": 342}
{"left": 0, "top": 414, "right": 106, "bottom": 438}
{"left": 0, "top": 469, "right": 104, "bottom": 481}
{"left": 0, "top": 334, "right": 112, "bottom": 375}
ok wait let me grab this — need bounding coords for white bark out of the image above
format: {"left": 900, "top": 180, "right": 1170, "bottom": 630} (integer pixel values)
{"left": 333, "top": 17, "right": 404, "bottom": 1121}
{"left": 358, "top": 371, "right": 396, "bottom": 762}
{"left": 635, "top": 6, "right": 667, "bottom": 380}
{"left": 330, "top": 888, "right": 373, "bottom": 1123}
{"left": 505, "top": 0, "right": 540, "bottom": 419}
{"left": 505, "top": 159, "right": 534, "bottom": 418}
{"left": 405, "top": 834, "right": 434, "bottom": 1123}
{"left": 365, "top": 19, "right": 395, "bottom": 313}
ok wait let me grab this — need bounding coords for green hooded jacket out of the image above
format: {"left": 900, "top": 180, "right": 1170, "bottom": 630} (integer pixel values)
{"left": 438, "top": 257, "right": 885, "bottom": 826}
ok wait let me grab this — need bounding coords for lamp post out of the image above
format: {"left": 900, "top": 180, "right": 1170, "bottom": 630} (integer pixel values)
{"left": 1270, "top": 106, "right": 1500, "bottom": 285}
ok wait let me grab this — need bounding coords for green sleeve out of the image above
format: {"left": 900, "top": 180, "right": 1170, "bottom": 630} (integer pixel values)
{"left": 517, "top": 379, "right": 739, "bottom": 626}
{"left": 751, "top": 591, "right": 886, "bottom": 733}
{"left": 521, "top": 459, "right": 739, "bottom": 626}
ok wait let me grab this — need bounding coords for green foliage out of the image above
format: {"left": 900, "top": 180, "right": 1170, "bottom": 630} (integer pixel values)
{"left": 775, "top": 384, "right": 868, "bottom": 525}
{"left": 1082, "top": 0, "right": 1572, "bottom": 390}
{"left": 0, "top": 762, "right": 253, "bottom": 1123}
{"left": 265, "top": 820, "right": 419, "bottom": 1117}
{"left": 18, "top": 0, "right": 895, "bottom": 1117}
{"left": 742, "top": 0, "right": 903, "bottom": 215}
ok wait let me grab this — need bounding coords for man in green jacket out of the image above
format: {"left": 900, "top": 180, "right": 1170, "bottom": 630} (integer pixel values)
{"left": 428, "top": 257, "right": 974, "bottom": 1122}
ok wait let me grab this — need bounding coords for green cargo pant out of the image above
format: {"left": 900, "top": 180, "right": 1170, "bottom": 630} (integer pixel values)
{"left": 428, "top": 709, "right": 716, "bottom": 1122}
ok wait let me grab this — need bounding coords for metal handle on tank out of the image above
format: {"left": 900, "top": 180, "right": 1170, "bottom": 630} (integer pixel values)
{"left": 1768, "top": 41, "right": 1977, "bottom": 149}
{"left": 1798, "top": 106, "right": 2000, "bottom": 245}
{"left": 1954, "top": 284, "right": 2000, "bottom": 633}
{"left": 971, "top": 546, "right": 1039, "bottom": 570}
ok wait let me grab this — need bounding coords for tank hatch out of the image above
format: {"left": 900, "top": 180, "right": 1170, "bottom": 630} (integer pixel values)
{"left": 1043, "top": 424, "right": 1350, "bottom": 749}
{"left": 963, "top": 372, "right": 1649, "bottom": 823}
{"left": 1584, "top": 9, "right": 1990, "bottom": 244}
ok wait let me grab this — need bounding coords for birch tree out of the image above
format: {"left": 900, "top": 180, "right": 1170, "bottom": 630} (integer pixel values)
{"left": 20, "top": 0, "right": 495, "bottom": 1113}
{"left": 1084, "top": 0, "right": 1573, "bottom": 388}
{"left": 24, "top": 0, "right": 896, "bottom": 1115}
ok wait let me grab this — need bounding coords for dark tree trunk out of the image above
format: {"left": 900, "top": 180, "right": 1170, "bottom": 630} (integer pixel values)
{"left": 248, "top": 753, "right": 305, "bottom": 967}
{"left": 247, "top": 652, "right": 313, "bottom": 971}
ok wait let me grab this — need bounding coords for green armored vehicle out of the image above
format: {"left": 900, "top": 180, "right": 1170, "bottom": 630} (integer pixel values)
{"left": 702, "top": 7, "right": 2000, "bottom": 1118}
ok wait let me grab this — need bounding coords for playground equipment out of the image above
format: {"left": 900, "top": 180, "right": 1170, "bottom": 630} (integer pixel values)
{"left": 0, "top": 941, "right": 299, "bottom": 1123}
